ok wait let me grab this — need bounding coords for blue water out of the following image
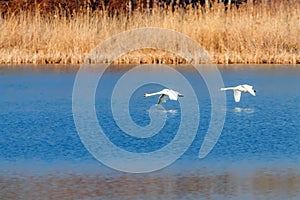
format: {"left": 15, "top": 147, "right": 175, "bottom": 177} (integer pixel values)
{"left": 0, "top": 65, "right": 300, "bottom": 199}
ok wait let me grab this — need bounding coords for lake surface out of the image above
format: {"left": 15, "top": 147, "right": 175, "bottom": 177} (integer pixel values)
{"left": 0, "top": 65, "right": 300, "bottom": 199}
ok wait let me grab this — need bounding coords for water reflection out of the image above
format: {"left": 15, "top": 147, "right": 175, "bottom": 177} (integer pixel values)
{"left": 146, "top": 107, "right": 178, "bottom": 115}
{"left": 1, "top": 167, "right": 300, "bottom": 199}
{"left": 234, "top": 107, "right": 255, "bottom": 113}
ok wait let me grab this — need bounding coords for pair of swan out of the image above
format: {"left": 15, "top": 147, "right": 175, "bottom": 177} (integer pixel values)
{"left": 144, "top": 84, "right": 256, "bottom": 104}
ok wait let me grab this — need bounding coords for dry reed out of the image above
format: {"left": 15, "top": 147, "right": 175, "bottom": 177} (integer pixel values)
{"left": 0, "top": 1, "right": 299, "bottom": 65}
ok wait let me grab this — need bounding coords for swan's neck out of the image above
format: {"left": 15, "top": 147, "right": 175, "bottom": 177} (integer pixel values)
{"left": 220, "top": 87, "right": 236, "bottom": 91}
{"left": 145, "top": 92, "right": 162, "bottom": 97}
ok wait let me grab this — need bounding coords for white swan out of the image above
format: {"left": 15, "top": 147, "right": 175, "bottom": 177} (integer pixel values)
{"left": 144, "top": 89, "right": 184, "bottom": 105}
{"left": 220, "top": 84, "right": 256, "bottom": 102}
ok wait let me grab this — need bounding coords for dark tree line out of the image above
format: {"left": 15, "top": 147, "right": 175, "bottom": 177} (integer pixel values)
{"left": 0, "top": 0, "right": 270, "bottom": 16}
{"left": 106, "top": 0, "right": 249, "bottom": 13}
{"left": 157, "top": 0, "right": 248, "bottom": 11}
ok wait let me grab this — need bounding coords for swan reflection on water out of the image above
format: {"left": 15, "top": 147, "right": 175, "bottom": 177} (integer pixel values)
{"left": 147, "top": 106, "right": 178, "bottom": 115}
{"left": 234, "top": 107, "right": 255, "bottom": 113}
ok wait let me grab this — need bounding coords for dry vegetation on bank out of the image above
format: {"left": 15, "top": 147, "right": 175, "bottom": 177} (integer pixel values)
{"left": 0, "top": 0, "right": 299, "bottom": 65}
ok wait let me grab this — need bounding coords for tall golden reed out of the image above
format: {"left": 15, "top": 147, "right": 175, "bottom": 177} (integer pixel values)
{"left": 0, "top": 1, "right": 299, "bottom": 64}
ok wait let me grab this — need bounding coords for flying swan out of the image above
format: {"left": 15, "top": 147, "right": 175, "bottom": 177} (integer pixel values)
{"left": 144, "top": 89, "right": 184, "bottom": 105}
{"left": 220, "top": 84, "right": 256, "bottom": 102}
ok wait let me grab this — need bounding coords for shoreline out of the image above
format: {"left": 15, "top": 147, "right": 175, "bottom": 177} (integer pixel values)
{"left": 1, "top": 47, "right": 298, "bottom": 65}
{"left": 0, "top": 48, "right": 299, "bottom": 65}
{"left": 0, "top": 64, "right": 299, "bottom": 74}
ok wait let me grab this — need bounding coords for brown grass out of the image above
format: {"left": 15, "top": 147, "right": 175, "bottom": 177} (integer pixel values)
{"left": 0, "top": 1, "right": 299, "bottom": 65}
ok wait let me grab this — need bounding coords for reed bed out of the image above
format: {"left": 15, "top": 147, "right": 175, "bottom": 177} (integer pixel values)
{"left": 0, "top": 1, "right": 299, "bottom": 65}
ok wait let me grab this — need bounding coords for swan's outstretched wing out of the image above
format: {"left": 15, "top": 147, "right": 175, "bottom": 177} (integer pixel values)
{"left": 243, "top": 85, "right": 256, "bottom": 96}
{"left": 233, "top": 90, "right": 242, "bottom": 102}
{"left": 157, "top": 94, "right": 169, "bottom": 105}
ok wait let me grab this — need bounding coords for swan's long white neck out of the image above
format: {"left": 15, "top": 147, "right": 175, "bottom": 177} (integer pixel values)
{"left": 220, "top": 87, "right": 236, "bottom": 91}
{"left": 144, "top": 91, "right": 163, "bottom": 97}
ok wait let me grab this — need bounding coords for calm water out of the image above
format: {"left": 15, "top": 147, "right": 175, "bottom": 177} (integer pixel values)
{"left": 0, "top": 65, "right": 300, "bottom": 199}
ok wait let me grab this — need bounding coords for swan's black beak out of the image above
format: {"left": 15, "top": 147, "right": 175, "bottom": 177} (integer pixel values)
{"left": 143, "top": 94, "right": 147, "bottom": 97}
{"left": 179, "top": 94, "right": 184, "bottom": 97}
{"left": 254, "top": 90, "right": 257, "bottom": 93}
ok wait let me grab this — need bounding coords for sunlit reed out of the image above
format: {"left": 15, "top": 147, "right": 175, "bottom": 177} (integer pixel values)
{"left": 0, "top": 1, "right": 298, "bottom": 64}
